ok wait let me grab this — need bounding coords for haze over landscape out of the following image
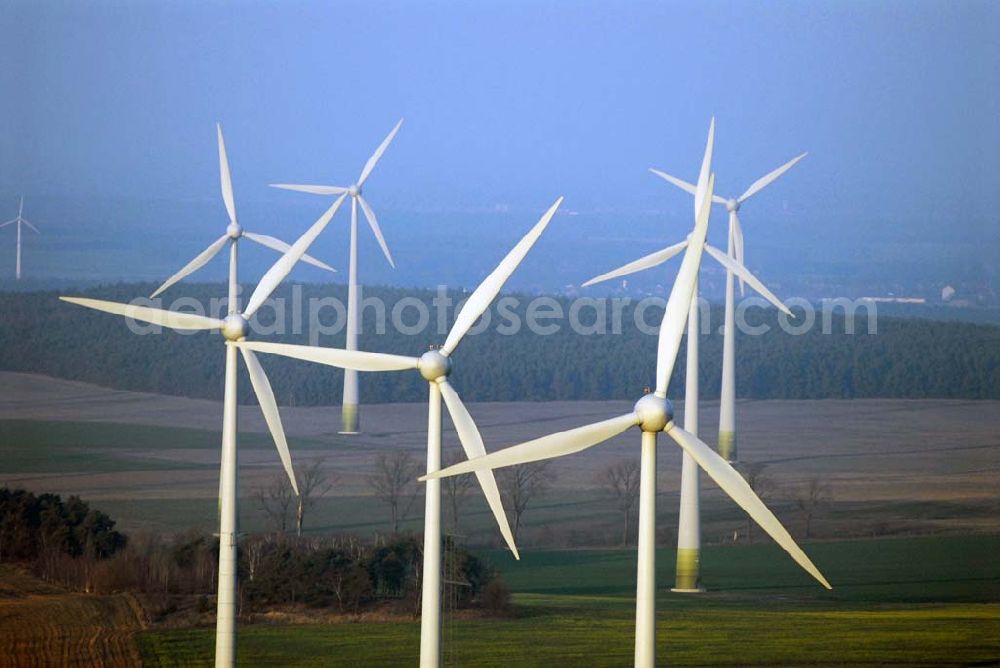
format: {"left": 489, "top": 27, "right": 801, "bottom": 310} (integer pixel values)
{"left": 1, "top": 1, "right": 997, "bottom": 304}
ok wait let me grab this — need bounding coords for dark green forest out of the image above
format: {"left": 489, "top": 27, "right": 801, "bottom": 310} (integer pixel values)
{"left": 0, "top": 282, "right": 997, "bottom": 404}
{"left": 0, "top": 488, "right": 126, "bottom": 563}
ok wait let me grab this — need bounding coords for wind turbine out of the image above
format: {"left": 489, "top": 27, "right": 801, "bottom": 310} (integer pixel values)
{"left": 59, "top": 125, "right": 350, "bottom": 668}
{"left": 651, "top": 149, "right": 806, "bottom": 463}
{"left": 149, "top": 126, "right": 335, "bottom": 300}
{"left": 1, "top": 197, "right": 40, "bottom": 280}
{"left": 235, "top": 197, "right": 563, "bottom": 668}
{"left": 426, "top": 134, "right": 829, "bottom": 668}
{"left": 271, "top": 119, "right": 403, "bottom": 435}
{"left": 582, "top": 121, "right": 793, "bottom": 593}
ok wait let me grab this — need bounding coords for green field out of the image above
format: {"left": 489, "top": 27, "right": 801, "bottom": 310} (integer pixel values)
{"left": 138, "top": 534, "right": 1000, "bottom": 666}
{"left": 0, "top": 418, "right": 345, "bottom": 474}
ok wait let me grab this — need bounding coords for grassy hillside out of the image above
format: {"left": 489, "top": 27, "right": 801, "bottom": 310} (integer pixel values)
{"left": 138, "top": 605, "right": 1000, "bottom": 667}
{"left": 136, "top": 534, "right": 1000, "bottom": 666}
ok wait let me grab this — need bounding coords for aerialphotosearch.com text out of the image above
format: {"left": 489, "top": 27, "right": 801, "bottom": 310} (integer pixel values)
{"left": 125, "top": 285, "right": 878, "bottom": 342}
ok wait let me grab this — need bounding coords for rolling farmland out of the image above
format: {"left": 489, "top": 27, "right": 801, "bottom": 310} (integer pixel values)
{"left": 0, "top": 372, "right": 998, "bottom": 665}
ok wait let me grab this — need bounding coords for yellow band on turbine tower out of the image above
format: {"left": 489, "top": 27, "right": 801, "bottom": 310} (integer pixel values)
{"left": 719, "top": 431, "right": 737, "bottom": 463}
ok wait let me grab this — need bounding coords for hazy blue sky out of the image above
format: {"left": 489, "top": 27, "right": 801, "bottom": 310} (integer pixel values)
{"left": 0, "top": 1, "right": 997, "bottom": 288}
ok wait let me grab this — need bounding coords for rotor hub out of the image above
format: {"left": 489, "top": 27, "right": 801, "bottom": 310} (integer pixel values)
{"left": 418, "top": 350, "right": 452, "bottom": 382}
{"left": 726, "top": 198, "right": 740, "bottom": 213}
{"left": 226, "top": 222, "right": 243, "bottom": 239}
{"left": 348, "top": 184, "right": 361, "bottom": 198}
{"left": 633, "top": 393, "right": 673, "bottom": 433}
{"left": 221, "top": 314, "right": 249, "bottom": 342}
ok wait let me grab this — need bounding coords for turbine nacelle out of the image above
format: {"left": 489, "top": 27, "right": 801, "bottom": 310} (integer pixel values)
{"left": 634, "top": 392, "right": 673, "bottom": 433}
{"left": 726, "top": 198, "right": 740, "bottom": 213}
{"left": 226, "top": 222, "right": 243, "bottom": 240}
{"left": 418, "top": 349, "right": 452, "bottom": 382}
{"left": 221, "top": 314, "right": 250, "bottom": 341}
{"left": 348, "top": 184, "right": 361, "bottom": 198}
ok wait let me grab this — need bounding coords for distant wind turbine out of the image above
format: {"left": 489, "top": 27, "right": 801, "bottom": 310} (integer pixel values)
{"left": 271, "top": 119, "right": 403, "bottom": 434}
{"left": 426, "top": 129, "right": 828, "bottom": 668}
{"left": 0, "top": 197, "right": 40, "bottom": 280}
{"left": 651, "top": 150, "right": 806, "bottom": 462}
{"left": 583, "top": 120, "right": 792, "bottom": 593}
{"left": 59, "top": 124, "right": 349, "bottom": 668}
{"left": 150, "top": 126, "right": 335, "bottom": 299}
{"left": 236, "top": 197, "right": 563, "bottom": 668}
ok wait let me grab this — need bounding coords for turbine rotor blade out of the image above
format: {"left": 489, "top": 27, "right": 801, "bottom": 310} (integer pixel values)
{"left": 582, "top": 240, "right": 688, "bottom": 288}
{"left": 693, "top": 117, "right": 716, "bottom": 219}
{"left": 438, "top": 380, "right": 519, "bottom": 559}
{"left": 357, "top": 196, "right": 395, "bottom": 268}
{"left": 236, "top": 340, "right": 419, "bottom": 372}
{"left": 442, "top": 197, "right": 563, "bottom": 356}
{"left": 704, "top": 244, "right": 790, "bottom": 315}
{"left": 648, "top": 169, "right": 695, "bottom": 195}
{"left": 422, "top": 412, "right": 639, "bottom": 480}
{"left": 21, "top": 219, "right": 39, "bottom": 234}
{"left": 655, "top": 174, "right": 714, "bottom": 395}
{"left": 151, "top": 235, "right": 230, "bottom": 298}
{"left": 666, "top": 424, "right": 832, "bottom": 589}
{"left": 0, "top": 219, "right": 16, "bottom": 229}
{"left": 357, "top": 118, "right": 404, "bottom": 187}
{"left": 217, "top": 124, "right": 237, "bottom": 224}
{"left": 240, "top": 347, "right": 299, "bottom": 495}
{"left": 738, "top": 152, "right": 807, "bottom": 203}
{"left": 269, "top": 184, "right": 349, "bottom": 196}
{"left": 243, "top": 194, "right": 347, "bottom": 318}
{"left": 649, "top": 169, "right": 727, "bottom": 207}
{"left": 59, "top": 297, "right": 224, "bottom": 331}
{"left": 243, "top": 231, "right": 336, "bottom": 272}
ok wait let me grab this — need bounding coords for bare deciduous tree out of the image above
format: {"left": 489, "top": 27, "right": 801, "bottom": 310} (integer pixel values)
{"left": 369, "top": 451, "right": 421, "bottom": 533}
{"left": 244, "top": 533, "right": 277, "bottom": 583}
{"left": 598, "top": 460, "right": 641, "bottom": 546}
{"left": 795, "top": 478, "right": 830, "bottom": 539}
{"left": 296, "top": 459, "right": 336, "bottom": 537}
{"left": 740, "top": 462, "right": 774, "bottom": 544}
{"left": 256, "top": 474, "right": 295, "bottom": 533}
{"left": 497, "top": 462, "right": 556, "bottom": 544}
{"left": 442, "top": 451, "right": 475, "bottom": 533}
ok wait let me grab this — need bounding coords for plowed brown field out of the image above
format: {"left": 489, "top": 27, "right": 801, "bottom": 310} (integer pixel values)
{"left": 0, "top": 568, "right": 146, "bottom": 667}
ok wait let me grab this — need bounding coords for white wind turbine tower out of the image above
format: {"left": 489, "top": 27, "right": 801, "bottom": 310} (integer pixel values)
{"left": 236, "top": 197, "right": 563, "bottom": 668}
{"left": 583, "top": 120, "right": 792, "bottom": 593}
{"left": 59, "top": 125, "right": 350, "bottom": 668}
{"left": 427, "top": 149, "right": 829, "bottom": 668}
{"left": 271, "top": 119, "right": 403, "bottom": 435}
{"left": 1, "top": 197, "right": 40, "bottom": 280}
{"left": 651, "top": 149, "right": 806, "bottom": 463}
